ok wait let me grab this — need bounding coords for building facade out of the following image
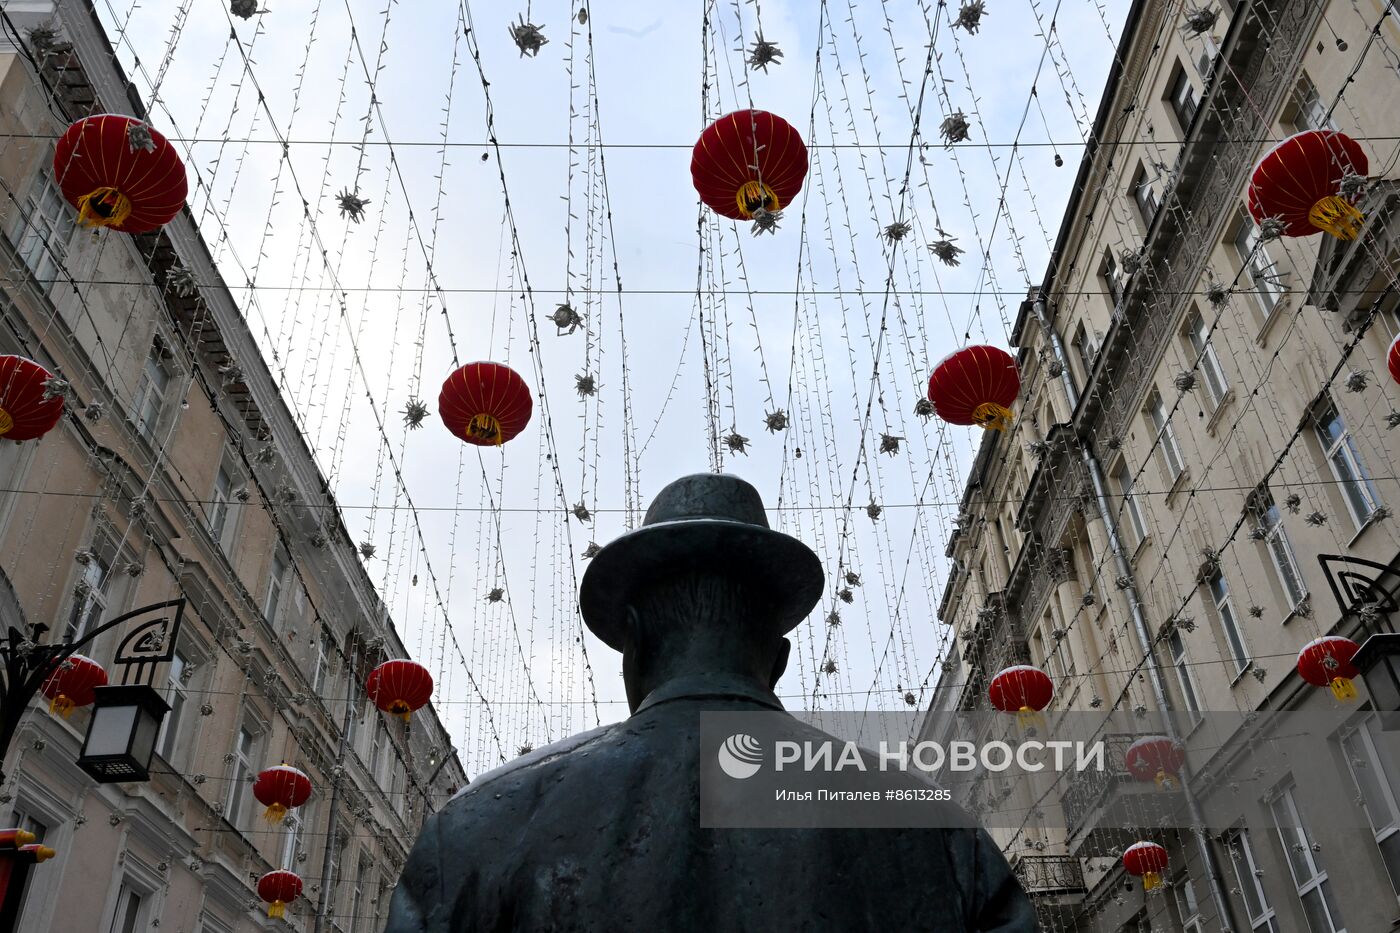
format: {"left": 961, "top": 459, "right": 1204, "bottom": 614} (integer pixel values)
{"left": 926, "top": 0, "right": 1400, "bottom": 931}
{"left": 0, "top": 3, "right": 466, "bottom": 931}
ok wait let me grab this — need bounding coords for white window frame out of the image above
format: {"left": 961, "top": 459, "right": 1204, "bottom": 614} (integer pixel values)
{"left": 280, "top": 802, "right": 306, "bottom": 869}
{"left": 224, "top": 723, "right": 258, "bottom": 830}
{"left": 131, "top": 342, "right": 173, "bottom": 443}
{"left": 1207, "top": 570, "right": 1250, "bottom": 674}
{"left": 1132, "top": 165, "right": 1159, "bottom": 228}
{"left": 1174, "top": 874, "right": 1207, "bottom": 933}
{"left": 15, "top": 174, "right": 75, "bottom": 290}
{"left": 1234, "top": 218, "right": 1285, "bottom": 316}
{"left": 1184, "top": 308, "right": 1228, "bottom": 409}
{"left": 313, "top": 625, "right": 335, "bottom": 694}
{"left": 1270, "top": 783, "right": 1347, "bottom": 933}
{"left": 66, "top": 528, "right": 131, "bottom": 643}
{"left": 107, "top": 880, "right": 150, "bottom": 933}
{"left": 1147, "top": 390, "right": 1186, "bottom": 483}
{"left": 1340, "top": 717, "right": 1400, "bottom": 898}
{"left": 1226, "top": 828, "right": 1281, "bottom": 933}
{"left": 1255, "top": 497, "right": 1307, "bottom": 610}
{"left": 347, "top": 853, "right": 372, "bottom": 933}
{"left": 1291, "top": 74, "right": 1336, "bottom": 133}
{"left": 1167, "top": 629, "right": 1202, "bottom": 720}
{"left": 1112, "top": 460, "right": 1148, "bottom": 548}
{"left": 265, "top": 550, "right": 289, "bottom": 625}
{"left": 1168, "top": 62, "right": 1199, "bottom": 129}
{"left": 1102, "top": 250, "right": 1123, "bottom": 309}
{"left": 155, "top": 649, "right": 192, "bottom": 765}
{"left": 1313, "top": 400, "right": 1381, "bottom": 531}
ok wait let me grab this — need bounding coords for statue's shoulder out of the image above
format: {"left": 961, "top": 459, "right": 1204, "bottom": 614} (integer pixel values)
{"left": 445, "top": 722, "right": 615, "bottom": 806}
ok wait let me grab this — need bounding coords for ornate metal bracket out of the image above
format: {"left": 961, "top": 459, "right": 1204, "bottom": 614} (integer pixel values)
{"left": 1318, "top": 555, "right": 1399, "bottom": 625}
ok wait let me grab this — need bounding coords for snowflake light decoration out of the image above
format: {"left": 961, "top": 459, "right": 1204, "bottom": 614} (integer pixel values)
{"left": 575, "top": 373, "right": 597, "bottom": 397}
{"left": 509, "top": 15, "right": 548, "bottom": 57}
{"left": 879, "top": 433, "right": 903, "bottom": 455}
{"left": 1389, "top": 410, "right": 1400, "bottom": 430}
{"left": 724, "top": 430, "right": 750, "bottom": 455}
{"left": 750, "top": 206, "right": 782, "bottom": 236}
{"left": 486, "top": 587, "right": 505, "bottom": 603}
{"left": 1174, "top": 370, "right": 1197, "bottom": 393}
{"left": 166, "top": 264, "right": 197, "bottom": 298}
{"left": 230, "top": 0, "right": 261, "bottom": 20}
{"left": 1182, "top": 6, "right": 1218, "bottom": 35}
{"left": 845, "top": 571, "right": 862, "bottom": 587}
{"left": 401, "top": 398, "right": 429, "bottom": 429}
{"left": 1257, "top": 215, "right": 1286, "bottom": 241}
{"left": 1248, "top": 605, "right": 1264, "bottom": 618}
{"left": 1345, "top": 370, "right": 1370, "bottom": 393}
{"left": 40, "top": 376, "right": 72, "bottom": 403}
{"left": 571, "top": 501, "right": 592, "bottom": 523}
{"left": 826, "top": 610, "right": 841, "bottom": 627}
{"left": 939, "top": 110, "right": 971, "bottom": 146}
{"left": 518, "top": 744, "right": 533, "bottom": 756}
{"left": 84, "top": 401, "right": 104, "bottom": 423}
{"left": 1305, "top": 511, "right": 1328, "bottom": 526}
{"left": 581, "top": 542, "right": 601, "bottom": 559}
{"left": 914, "top": 397, "right": 935, "bottom": 419}
{"left": 928, "top": 235, "right": 964, "bottom": 266}
{"left": 549, "top": 302, "right": 583, "bottom": 334}
{"left": 336, "top": 188, "right": 370, "bottom": 223}
{"left": 358, "top": 541, "right": 376, "bottom": 559}
{"left": 954, "top": 1, "right": 988, "bottom": 33}
{"left": 1204, "top": 281, "right": 1230, "bottom": 307}
{"left": 866, "top": 500, "right": 882, "bottom": 521}
{"left": 822, "top": 659, "right": 838, "bottom": 675}
{"left": 837, "top": 587, "right": 854, "bottom": 604}
{"left": 1338, "top": 169, "right": 1367, "bottom": 203}
{"left": 746, "top": 35, "right": 783, "bottom": 72}
{"left": 882, "top": 220, "right": 913, "bottom": 243}
{"left": 763, "top": 409, "right": 788, "bottom": 433}
{"left": 904, "top": 692, "right": 917, "bottom": 707}
{"left": 1284, "top": 493, "right": 1302, "bottom": 513}
{"left": 126, "top": 121, "right": 156, "bottom": 153}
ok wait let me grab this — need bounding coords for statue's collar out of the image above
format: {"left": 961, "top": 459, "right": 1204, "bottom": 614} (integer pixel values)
{"left": 634, "top": 674, "right": 785, "bottom": 714}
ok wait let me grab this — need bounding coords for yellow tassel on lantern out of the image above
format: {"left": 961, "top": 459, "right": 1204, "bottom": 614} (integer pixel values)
{"left": 734, "top": 181, "right": 778, "bottom": 218}
{"left": 263, "top": 803, "right": 288, "bottom": 824}
{"left": 972, "top": 402, "right": 1014, "bottom": 432}
{"left": 1143, "top": 872, "right": 1162, "bottom": 891}
{"left": 1015, "top": 706, "right": 1045, "bottom": 731}
{"left": 0, "top": 407, "right": 12, "bottom": 437}
{"left": 267, "top": 900, "right": 286, "bottom": 919}
{"left": 1309, "top": 195, "right": 1363, "bottom": 240}
{"left": 466, "top": 413, "right": 503, "bottom": 446}
{"left": 75, "top": 187, "right": 134, "bottom": 229}
{"left": 1330, "top": 676, "right": 1358, "bottom": 701}
{"left": 48, "top": 694, "right": 75, "bottom": 718}
{"left": 1154, "top": 770, "right": 1178, "bottom": 790}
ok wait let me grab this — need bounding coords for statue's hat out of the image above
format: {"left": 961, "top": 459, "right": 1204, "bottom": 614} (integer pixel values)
{"left": 579, "top": 473, "right": 824, "bottom": 651}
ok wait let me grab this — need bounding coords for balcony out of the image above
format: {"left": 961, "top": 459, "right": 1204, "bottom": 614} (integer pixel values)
{"left": 1061, "top": 733, "right": 1188, "bottom": 856}
{"left": 1013, "top": 855, "right": 1087, "bottom": 926}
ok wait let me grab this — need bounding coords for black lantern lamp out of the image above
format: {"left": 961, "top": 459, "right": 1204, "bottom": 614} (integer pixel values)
{"left": 1354, "top": 633, "right": 1400, "bottom": 731}
{"left": 75, "top": 684, "right": 169, "bottom": 783}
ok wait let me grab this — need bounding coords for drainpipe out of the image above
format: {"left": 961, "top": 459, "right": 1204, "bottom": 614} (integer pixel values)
{"left": 1030, "top": 296, "right": 1238, "bottom": 932}
{"left": 311, "top": 655, "right": 356, "bottom": 933}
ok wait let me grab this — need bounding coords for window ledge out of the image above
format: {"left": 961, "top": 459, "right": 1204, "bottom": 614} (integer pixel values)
{"left": 1348, "top": 508, "right": 1388, "bottom": 548}
{"left": 1130, "top": 534, "right": 1152, "bottom": 566}
{"left": 1165, "top": 468, "right": 1192, "bottom": 508}
{"left": 1204, "top": 387, "right": 1235, "bottom": 435}
{"left": 1229, "top": 659, "right": 1255, "bottom": 688}
{"left": 1255, "top": 294, "right": 1292, "bottom": 347}
{"left": 1281, "top": 594, "right": 1312, "bottom": 626}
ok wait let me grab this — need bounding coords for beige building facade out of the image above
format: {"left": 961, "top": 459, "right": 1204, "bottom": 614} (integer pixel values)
{"left": 0, "top": 2, "right": 466, "bottom": 931}
{"left": 927, "top": 0, "right": 1400, "bottom": 931}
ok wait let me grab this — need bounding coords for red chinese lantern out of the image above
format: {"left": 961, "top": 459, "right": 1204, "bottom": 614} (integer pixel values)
{"left": 1124, "top": 735, "right": 1186, "bottom": 789}
{"left": 926, "top": 346, "right": 1020, "bottom": 432}
{"left": 691, "top": 109, "right": 808, "bottom": 220}
{"left": 53, "top": 114, "right": 187, "bottom": 234}
{"left": 1387, "top": 333, "right": 1400, "bottom": 386}
{"left": 366, "top": 659, "right": 433, "bottom": 721}
{"left": 1122, "top": 841, "right": 1169, "bottom": 891}
{"left": 253, "top": 765, "right": 312, "bottom": 823}
{"left": 1297, "top": 635, "right": 1360, "bottom": 701}
{"left": 40, "top": 654, "right": 106, "bottom": 717}
{"left": 438, "top": 362, "right": 532, "bottom": 447}
{"left": 1248, "top": 130, "right": 1368, "bottom": 240}
{"left": 0, "top": 356, "right": 65, "bottom": 442}
{"left": 257, "top": 870, "right": 303, "bottom": 919}
{"left": 988, "top": 665, "right": 1053, "bottom": 728}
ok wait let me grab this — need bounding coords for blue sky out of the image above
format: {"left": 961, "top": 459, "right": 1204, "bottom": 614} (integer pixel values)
{"left": 92, "top": 0, "right": 1126, "bottom": 772}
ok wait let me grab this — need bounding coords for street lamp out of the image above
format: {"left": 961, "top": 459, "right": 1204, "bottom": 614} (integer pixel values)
{"left": 75, "top": 684, "right": 170, "bottom": 783}
{"left": 1354, "top": 633, "right": 1400, "bottom": 730}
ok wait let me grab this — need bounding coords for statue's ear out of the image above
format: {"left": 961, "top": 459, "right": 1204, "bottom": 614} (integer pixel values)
{"left": 769, "top": 637, "right": 791, "bottom": 688}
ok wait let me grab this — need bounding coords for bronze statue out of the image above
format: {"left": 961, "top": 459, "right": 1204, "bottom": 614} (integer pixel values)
{"left": 386, "top": 474, "right": 1036, "bottom": 931}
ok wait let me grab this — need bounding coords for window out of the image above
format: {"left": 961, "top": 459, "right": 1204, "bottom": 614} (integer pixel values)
{"left": 1113, "top": 461, "right": 1148, "bottom": 549}
{"left": 1072, "top": 322, "right": 1100, "bottom": 381}
{"left": 207, "top": 462, "right": 236, "bottom": 547}
{"left": 1206, "top": 570, "right": 1249, "bottom": 673}
{"left": 155, "top": 650, "right": 191, "bottom": 764}
{"left": 1270, "top": 783, "right": 1346, "bottom": 932}
{"left": 281, "top": 802, "right": 307, "bottom": 869}
{"left": 1253, "top": 495, "right": 1307, "bottom": 610}
{"left": 10, "top": 808, "right": 48, "bottom": 925}
{"left": 313, "top": 625, "right": 336, "bottom": 695}
{"left": 131, "top": 342, "right": 173, "bottom": 442}
{"left": 1234, "top": 219, "right": 1285, "bottom": 315}
{"left": 348, "top": 854, "right": 372, "bottom": 933}
{"left": 107, "top": 883, "right": 146, "bottom": 933}
{"left": 15, "top": 175, "right": 75, "bottom": 289}
{"left": 1226, "top": 829, "right": 1280, "bottom": 933}
{"left": 1174, "top": 874, "right": 1207, "bottom": 933}
{"left": 1168, "top": 64, "right": 1198, "bottom": 129}
{"left": 66, "top": 531, "right": 129, "bottom": 643}
{"left": 1147, "top": 390, "right": 1186, "bottom": 483}
{"left": 1184, "top": 308, "right": 1227, "bottom": 408}
{"left": 1168, "top": 629, "right": 1201, "bottom": 719}
{"left": 265, "top": 550, "right": 289, "bottom": 624}
{"left": 1313, "top": 400, "right": 1381, "bottom": 530}
{"left": 1340, "top": 717, "right": 1400, "bottom": 896}
{"left": 1102, "top": 250, "right": 1123, "bottom": 308}
{"left": 225, "top": 725, "right": 257, "bottom": 829}
{"left": 1291, "top": 74, "right": 1335, "bottom": 133}
{"left": 369, "top": 720, "right": 387, "bottom": 785}
{"left": 1132, "top": 165, "right": 1159, "bottom": 228}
